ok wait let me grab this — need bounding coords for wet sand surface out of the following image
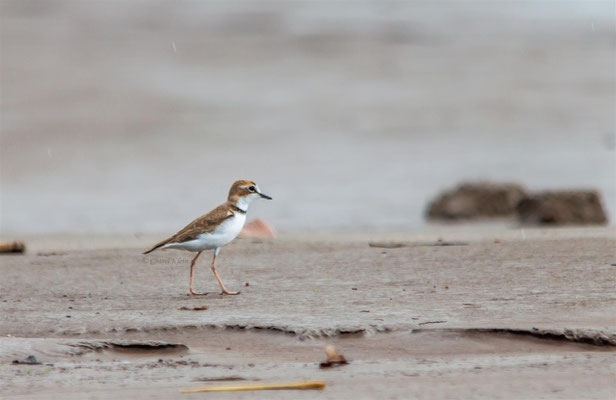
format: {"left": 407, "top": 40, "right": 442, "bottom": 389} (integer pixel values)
{"left": 2, "top": 1, "right": 615, "bottom": 234}
{"left": 2, "top": 2, "right": 615, "bottom": 397}
{"left": 1, "top": 230, "right": 615, "bottom": 398}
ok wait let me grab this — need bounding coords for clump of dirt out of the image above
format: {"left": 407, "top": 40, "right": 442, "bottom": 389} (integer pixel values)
{"left": 426, "top": 182, "right": 526, "bottom": 220}
{"left": 517, "top": 191, "right": 607, "bottom": 225}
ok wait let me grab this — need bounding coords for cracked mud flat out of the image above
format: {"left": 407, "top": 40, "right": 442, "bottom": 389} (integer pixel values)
{"left": 1, "top": 233, "right": 615, "bottom": 399}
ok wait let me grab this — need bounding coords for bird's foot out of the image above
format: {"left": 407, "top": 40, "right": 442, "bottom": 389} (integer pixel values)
{"left": 189, "top": 289, "right": 207, "bottom": 296}
{"left": 220, "top": 290, "right": 240, "bottom": 296}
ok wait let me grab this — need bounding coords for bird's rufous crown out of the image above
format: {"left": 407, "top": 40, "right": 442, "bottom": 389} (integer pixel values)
{"left": 228, "top": 179, "right": 258, "bottom": 201}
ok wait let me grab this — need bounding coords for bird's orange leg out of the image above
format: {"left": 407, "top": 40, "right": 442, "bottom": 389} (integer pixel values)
{"left": 210, "top": 249, "right": 239, "bottom": 295}
{"left": 189, "top": 251, "right": 205, "bottom": 295}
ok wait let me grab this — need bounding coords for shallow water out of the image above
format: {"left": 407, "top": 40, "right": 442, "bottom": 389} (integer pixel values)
{"left": 1, "top": 1, "right": 614, "bottom": 234}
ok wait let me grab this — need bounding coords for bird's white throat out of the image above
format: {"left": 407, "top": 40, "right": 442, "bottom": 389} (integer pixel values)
{"left": 235, "top": 194, "right": 258, "bottom": 212}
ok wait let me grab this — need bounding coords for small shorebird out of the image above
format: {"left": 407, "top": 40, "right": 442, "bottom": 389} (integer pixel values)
{"left": 143, "top": 180, "right": 272, "bottom": 295}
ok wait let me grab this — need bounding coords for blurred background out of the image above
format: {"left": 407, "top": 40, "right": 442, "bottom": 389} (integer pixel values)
{"left": 1, "top": 1, "right": 614, "bottom": 235}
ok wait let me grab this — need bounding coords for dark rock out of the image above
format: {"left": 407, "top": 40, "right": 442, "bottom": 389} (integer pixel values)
{"left": 426, "top": 182, "right": 526, "bottom": 220}
{"left": 516, "top": 190, "right": 607, "bottom": 225}
{"left": 12, "top": 355, "right": 53, "bottom": 366}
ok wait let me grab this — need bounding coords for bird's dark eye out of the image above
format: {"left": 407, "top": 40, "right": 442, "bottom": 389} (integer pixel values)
{"left": 248, "top": 186, "right": 256, "bottom": 192}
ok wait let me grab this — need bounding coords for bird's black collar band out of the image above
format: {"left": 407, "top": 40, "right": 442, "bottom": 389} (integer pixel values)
{"left": 230, "top": 204, "right": 247, "bottom": 214}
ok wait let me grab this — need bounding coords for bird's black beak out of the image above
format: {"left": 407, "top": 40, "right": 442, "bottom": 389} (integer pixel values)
{"left": 259, "top": 192, "right": 272, "bottom": 200}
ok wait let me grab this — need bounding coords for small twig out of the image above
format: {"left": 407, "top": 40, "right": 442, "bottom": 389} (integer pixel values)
{"left": 177, "top": 306, "right": 208, "bottom": 311}
{"left": 180, "top": 381, "right": 325, "bottom": 393}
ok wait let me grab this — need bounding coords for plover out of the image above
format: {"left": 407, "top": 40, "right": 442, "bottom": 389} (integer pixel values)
{"left": 143, "top": 180, "right": 272, "bottom": 295}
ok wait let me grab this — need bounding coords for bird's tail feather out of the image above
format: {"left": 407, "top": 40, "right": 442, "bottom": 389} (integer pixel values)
{"left": 142, "top": 237, "right": 171, "bottom": 254}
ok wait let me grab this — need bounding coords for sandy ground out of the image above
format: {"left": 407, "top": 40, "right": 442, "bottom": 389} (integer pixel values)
{"left": 1, "top": 229, "right": 615, "bottom": 399}
{"left": 2, "top": 2, "right": 614, "bottom": 397}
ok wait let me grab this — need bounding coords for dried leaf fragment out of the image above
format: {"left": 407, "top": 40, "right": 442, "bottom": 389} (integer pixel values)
{"left": 319, "top": 345, "right": 348, "bottom": 368}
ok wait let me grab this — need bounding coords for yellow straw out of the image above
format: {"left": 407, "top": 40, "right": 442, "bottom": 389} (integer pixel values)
{"left": 180, "top": 380, "right": 326, "bottom": 393}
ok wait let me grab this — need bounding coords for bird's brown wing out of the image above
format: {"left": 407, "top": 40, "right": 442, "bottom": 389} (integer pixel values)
{"left": 143, "top": 203, "right": 233, "bottom": 254}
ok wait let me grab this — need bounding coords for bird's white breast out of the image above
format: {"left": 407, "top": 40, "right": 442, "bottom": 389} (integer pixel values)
{"left": 206, "top": 212, "right": 246, "bottom": 246}
{"left": 164, "top": 212, "right": 246, "bottom": 252}
{"left": 193, "top": 212, "right": 246, "bottom": 250}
